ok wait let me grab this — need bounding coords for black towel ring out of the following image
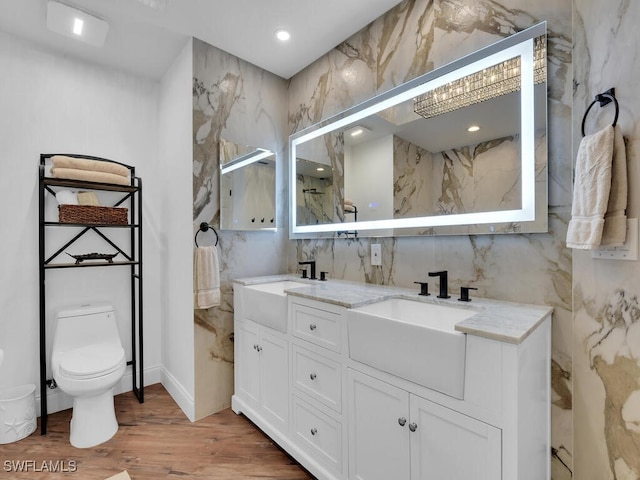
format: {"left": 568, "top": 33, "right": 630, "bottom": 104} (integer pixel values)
{"left": 195, "top": 222, "right": 219, "bottom": 247}
{"left": 581, "top": 88, "right": 619, "bottom": 137}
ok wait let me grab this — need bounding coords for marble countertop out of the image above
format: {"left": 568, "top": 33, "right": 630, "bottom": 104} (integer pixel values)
{"left": 234, "top": 274, "right": 553, "bottom": 344}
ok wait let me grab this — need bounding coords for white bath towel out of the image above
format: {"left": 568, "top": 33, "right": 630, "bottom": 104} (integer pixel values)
{"left": 194, "top": 246, "right": 220, "bottom": 309}
{"left": 601, "top": 126, "right": 628, "bottom": 246}
{"left": 566, "top": 125, "right": 616, "bottom": 249}
{"left": 344, "top": 204, "right": 356, "bottom": 213}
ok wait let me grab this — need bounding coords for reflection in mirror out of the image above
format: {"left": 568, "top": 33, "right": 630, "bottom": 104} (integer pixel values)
{"left": 290, "top": 22, "right": 547, "bottom": 238}
{"left": 219, "top": 138, "right": 276, "bottom": 231}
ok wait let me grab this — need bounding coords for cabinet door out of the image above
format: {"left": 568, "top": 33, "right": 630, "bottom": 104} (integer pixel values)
{"left": 236, "top": 321, "right": 260, "bottom": 407}
{"left": 260, "top": 330, "right": 289, "bottom": 429}
{"left": 348, "top": 369, "right": 410, "bottom": 480}
{"left": 409, "top": 395, "right": 501, "bottom": 480}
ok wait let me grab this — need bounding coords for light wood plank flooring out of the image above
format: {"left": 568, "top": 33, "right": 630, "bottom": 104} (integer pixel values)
{"left": 1, "top": 384, "right": 313, "bottom": 479}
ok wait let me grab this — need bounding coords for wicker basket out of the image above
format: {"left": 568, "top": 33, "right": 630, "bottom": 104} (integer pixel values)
{"left": 58, "top": 204, "right": 128, "bottom": 225}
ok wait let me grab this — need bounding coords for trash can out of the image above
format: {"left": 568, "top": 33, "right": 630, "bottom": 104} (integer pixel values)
{"left": 0, "top": 384, "right": 37, "bottom": 444}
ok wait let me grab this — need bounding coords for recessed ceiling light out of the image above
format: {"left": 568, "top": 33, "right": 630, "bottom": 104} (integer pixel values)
{"left": 73, "top": 18, "right": 84, "bottom": 36}
{"left": 275, "top": 29, "right": 290, "bottom": 41}
{"left": 350, "top": 128, "right": 364, "bottom": 137}
{"left": 316, "top": 167, "right": 325, "bottom": 172}
{"left": 467, "top": 125, "right": 480, "bottom": 132}
{"left": 46, "top": 1, "right": 109, "bottom": 47}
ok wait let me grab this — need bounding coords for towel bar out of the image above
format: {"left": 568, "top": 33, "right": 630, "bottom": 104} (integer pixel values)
{"left": 195, "top": 222, "right": 219, "bottom": 247}
{"left": 581, "top": 88, "right": 619, "bottom": 137}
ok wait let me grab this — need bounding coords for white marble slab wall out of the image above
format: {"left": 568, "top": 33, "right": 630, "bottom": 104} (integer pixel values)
{"left": 573, "top": 2, "right": 640, "bottom": 479}
{"left": 393, "top": 135, "right": 434, "bottom": 217}
{"left": 192, "top": 38, "right": 288, "bottom": 419}
{"left": 288, "top": 0, "right": 573, "bottom": 477}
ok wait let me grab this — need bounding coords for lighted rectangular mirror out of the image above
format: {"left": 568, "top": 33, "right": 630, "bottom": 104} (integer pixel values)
{"left": 220, "top": 138, "right": 276, "bottom": 231}
{"left": 290, "top": 22, "right": 547, "bottom": 239}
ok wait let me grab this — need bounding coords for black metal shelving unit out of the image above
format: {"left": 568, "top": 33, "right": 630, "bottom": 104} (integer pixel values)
{"left": 38, "top": 154, "right": 144, "bottom": 435}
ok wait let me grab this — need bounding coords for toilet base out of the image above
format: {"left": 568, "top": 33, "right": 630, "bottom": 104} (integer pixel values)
{"left": 69, "top": 388, "right": 118, "bottom": 448}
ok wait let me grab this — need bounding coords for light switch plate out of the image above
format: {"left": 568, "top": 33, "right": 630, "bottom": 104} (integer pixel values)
{"left": 371, "top": 244, "right": 382, "bottom": 266}
{"left": 592, "top": 218, "right": 638, "bottom": 261}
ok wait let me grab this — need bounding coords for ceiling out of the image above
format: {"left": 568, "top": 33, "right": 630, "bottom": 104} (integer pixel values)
{"left": 0, "top": 0, "right": 403, "bottom": 80}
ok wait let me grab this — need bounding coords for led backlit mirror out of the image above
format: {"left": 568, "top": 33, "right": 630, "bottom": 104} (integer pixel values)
{"left": 290, "top": 22, "right": 547, "bottom": 238}
{"left": 220, "top": 138, "right": 276, "bottom": 231}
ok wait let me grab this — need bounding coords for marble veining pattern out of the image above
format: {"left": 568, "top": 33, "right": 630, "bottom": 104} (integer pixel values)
{"left": 572, "top": 1, "right": 640, "bottom": 478}
{"left": 192, "top": 38, "right": 288, "bottom": 419}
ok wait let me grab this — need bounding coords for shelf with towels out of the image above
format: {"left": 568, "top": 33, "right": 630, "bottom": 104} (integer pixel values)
{"left": 38, "top": 153, "right": 144, "bottom": 436}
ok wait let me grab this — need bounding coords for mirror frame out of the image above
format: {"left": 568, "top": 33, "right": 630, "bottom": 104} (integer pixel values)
{"left": 289, "top": 22, "right": 547, "bottom": 239}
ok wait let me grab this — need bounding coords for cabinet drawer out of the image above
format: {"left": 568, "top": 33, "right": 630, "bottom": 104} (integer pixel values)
{"left": 293, "top": 345, "right": 342, "bottom": 413}
{"left": 292, "top": 303, "right": 342, "bottom": 353}
{"left": 293, "top": 395, "right": 342, "bottom": 474}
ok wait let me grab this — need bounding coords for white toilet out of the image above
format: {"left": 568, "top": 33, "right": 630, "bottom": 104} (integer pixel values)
{"left": 51, "top": 304, "right": 126, "bottom": 448}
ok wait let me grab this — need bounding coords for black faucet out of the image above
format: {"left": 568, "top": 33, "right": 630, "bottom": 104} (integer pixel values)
{"left": 298, "top": 260, "right": 317, "bottom": 280}
{"left": 428, "top": 271, "right": 450, "bottom": 298}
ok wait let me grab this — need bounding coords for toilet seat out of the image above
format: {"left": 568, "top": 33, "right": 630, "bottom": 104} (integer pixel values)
{"left": 59, "top": 344, "right": 125, "bottom": 379}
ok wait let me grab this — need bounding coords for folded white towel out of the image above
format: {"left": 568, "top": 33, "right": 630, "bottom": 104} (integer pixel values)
{"left": 344, "top": 198, "right": 354, "bottom": 206}
{"left": 566, "top": 125, "right": 615, "bottom": 249}
{"left": 55, "top": 189, "right": 78, "bottom": 205}
{"left": 194, "top": 246, "right": 220, "bottom": 309}
{"left": 344, "top": 204, "right": 356, "bottom": 212}
{"left": 601, "top": 126, "right": 628, "bottom": 246}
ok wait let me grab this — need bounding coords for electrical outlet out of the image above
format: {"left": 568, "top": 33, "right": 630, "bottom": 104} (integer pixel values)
{"left": 371, "top": 244, "right": 382, "bottom": 266}
{"left": 592, "top": 218, "right": 638, "bottom": 261}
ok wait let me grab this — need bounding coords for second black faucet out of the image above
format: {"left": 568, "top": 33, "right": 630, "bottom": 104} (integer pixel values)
{"left": 299, "top": 260, "right": 317, "bottom": 280}
{"left": 428, "top": 270, "right": 450, "bottom": 299}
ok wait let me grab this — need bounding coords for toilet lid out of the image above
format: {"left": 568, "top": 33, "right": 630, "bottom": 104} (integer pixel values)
{"left": 59, "top": 344, "right": 125, "bottom": 379}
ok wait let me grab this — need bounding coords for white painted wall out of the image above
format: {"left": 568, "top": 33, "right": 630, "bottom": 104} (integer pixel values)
{"left": 157, "top": 39, "right": 196, "bottom": 420}
{"left": 344, "top": 135, "right": 394, "bottom": 222}
{"left": 0, "top": 31, "right": 163, "bottom": 412}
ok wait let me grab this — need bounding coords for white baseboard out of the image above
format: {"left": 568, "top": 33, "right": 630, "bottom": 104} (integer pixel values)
{"left": 160, "top": 367, "right": 195, "bottom": 422}
{"left": 37, "top": 364, "right": 163, "bottom": 416}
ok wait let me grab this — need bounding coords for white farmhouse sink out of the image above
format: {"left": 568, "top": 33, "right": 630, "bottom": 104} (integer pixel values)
{"left": 243, "top": 281, "right": 309, "bottom": 332}
{"left": 346, "top": 298, "right": 477, "bottom": 399}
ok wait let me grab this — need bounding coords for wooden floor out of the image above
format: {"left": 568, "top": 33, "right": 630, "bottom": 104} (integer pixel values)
{"left": 2, "top": 384, "right": 313, "bottom": 479}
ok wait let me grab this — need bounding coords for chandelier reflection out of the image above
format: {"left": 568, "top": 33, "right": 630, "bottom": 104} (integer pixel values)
{"left": 414, "top": 35, "right": 546, "bottom": 119}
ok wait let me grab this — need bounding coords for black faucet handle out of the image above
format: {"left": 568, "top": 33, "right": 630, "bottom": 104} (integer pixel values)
{"left": 414, "top": 281, "right": 430, "bottom": 296}
{"left": 458, "top": 286, "right": 478, "bottom": 302}
{"left": 320, "top": 271, "right": 328, "bottom": 281}
{"left": 299, "top": 268, "right": 308, "bottom": 279}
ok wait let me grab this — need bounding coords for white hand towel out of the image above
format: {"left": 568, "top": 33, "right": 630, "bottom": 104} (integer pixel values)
{"left": 601, "top": 125, "right": 628, "bottom": 246}
{"left": 344, "top": 204, "right": 356, "bottom": 213}
{"left": 566, "top": 125, "right": 614, "bottom": 249}
{"left": 194, "top": 246, "right": 220, "bottom": 309}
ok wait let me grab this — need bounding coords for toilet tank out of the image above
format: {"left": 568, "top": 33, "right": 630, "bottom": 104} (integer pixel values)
{"left": 53, "top": 304, "right": 121, "bottom": 353}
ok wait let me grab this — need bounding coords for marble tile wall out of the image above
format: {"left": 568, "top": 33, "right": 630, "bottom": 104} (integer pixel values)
{"left": 573, "top": 2, "right": 640, "bottom": 479}
{"left": 288, "top": 0, "right": 573, "bottom": 477}
{"left": 192, "top": 38, "right": 289, "bottom": 419}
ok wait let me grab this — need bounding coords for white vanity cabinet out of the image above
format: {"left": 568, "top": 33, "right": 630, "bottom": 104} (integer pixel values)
{"left": 232, "top": 278, "right": 552, "bottom": 480}
{"left": 235, "top": 319, "right": 289, "bottom": 431}
{"left": 348, "top": 369, "right": 501, "bottom": 480}
{"left": 290, "top": 298, "right": 348, "bottom": 479}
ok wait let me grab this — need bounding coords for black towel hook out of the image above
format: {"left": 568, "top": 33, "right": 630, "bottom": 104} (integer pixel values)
{"left": 194, "top": 222, "right": 219, "bottom": 247}
{"left": 581, "top": 88, "right": 619, "bottom": 137}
